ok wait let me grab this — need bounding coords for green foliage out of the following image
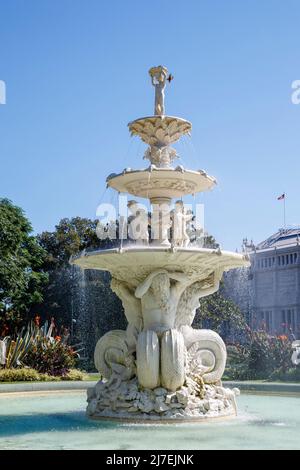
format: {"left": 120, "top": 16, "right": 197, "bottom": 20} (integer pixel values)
{"left": 1, "top": 320, "right": 79, "bottom": 376}
{"left": 24, "top": 336, "right": 76, "bottom": 376}
{"left": 194, "top": 290, "right": 246, "bottom": 336}
{"left": 2, "top": 324, "right": 35, "bottom": 368}
{"left": 269, "top": 367, "right": 300, "bottom": 382}
{"left": 0, "top": 199, "right": 48, "bottom": 330}
{"left": 0, "top": 367, "right": 87, "bottom": 382}
{"left": 226, "top": 331, "right": 294, "bottom": 380}
{"left": 61, "top": 368, "right": 88, "bottom": 381}
{"left": 0, "top": 367, "right": 41, "bottom": 382}
{"left": 38, "top": 217, "right": 104, "bottom": 270}
{"left": 35, "top": 217, "right": 124, "bottom": 349}
{"left": 203, "top": 234, "right": 219, "bottom": 249}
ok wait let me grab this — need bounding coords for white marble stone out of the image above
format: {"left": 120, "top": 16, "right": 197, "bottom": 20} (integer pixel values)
{"left": 292, "top": 340, "right": 300, "bottom": 365}
{"left": 71, "top": 65, "right": 250, "bottom": 422}
{"left": 86, "top": 377, "right": 237, "bottom": 420}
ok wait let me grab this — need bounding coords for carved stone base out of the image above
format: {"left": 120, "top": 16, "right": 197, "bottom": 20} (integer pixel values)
{"left": 86, "top": 377, "right": 239, "bottom": 422}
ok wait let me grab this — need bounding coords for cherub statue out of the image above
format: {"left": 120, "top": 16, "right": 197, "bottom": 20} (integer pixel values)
{"left": 171, "top": 200, "right": 194, "bottom": 247}
{"left": 127, "top": 200, "right": 149, "bottom": 245}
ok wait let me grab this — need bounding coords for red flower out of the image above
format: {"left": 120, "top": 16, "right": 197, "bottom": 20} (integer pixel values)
{"left": 1, "top": 324, "right": 9, "bottom": 336}
{"left": 278, "top": 335, "right": 288, "bottom": 341}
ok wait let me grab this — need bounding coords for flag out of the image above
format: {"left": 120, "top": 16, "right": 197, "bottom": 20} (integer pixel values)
{"left": 277, "top": 193, "right": 285, "bottom": 200}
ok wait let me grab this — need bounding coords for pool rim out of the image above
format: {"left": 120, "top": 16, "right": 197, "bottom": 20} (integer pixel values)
{"left": 0, "top": 380, "right": 300, "bottom": 397}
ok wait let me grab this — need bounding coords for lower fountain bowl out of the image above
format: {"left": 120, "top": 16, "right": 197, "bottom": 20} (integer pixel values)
{"left": 71, "top": 246, "right": 249, "bottom": 287}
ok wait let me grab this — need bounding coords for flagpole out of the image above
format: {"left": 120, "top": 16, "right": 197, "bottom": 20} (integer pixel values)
{"left": 278, "top": 193, "right": 287, "bottom": 229}
{"left": 284, "top": 192, "right": 286, "bottom": 229}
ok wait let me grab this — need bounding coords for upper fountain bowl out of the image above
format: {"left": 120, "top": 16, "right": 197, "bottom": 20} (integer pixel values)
{"left": 128, "top": 115, "right": 192, "bottom": 146}
{"left": 106, "top": 166, "right": 216, "bottom": 199}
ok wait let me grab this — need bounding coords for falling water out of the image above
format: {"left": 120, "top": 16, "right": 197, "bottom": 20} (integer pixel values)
{"left": 69, "top": 265, "right": 126, "bottom": 366}
{"left": 221, "top": 267, "right": 254, "bottom": 327}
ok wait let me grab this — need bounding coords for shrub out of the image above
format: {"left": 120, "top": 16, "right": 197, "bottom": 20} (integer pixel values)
{"left": 269, "top": 366, "right": 300, "bottom": 382}
{"left": 1, "top": 319, "right": 80, "bottom": 377}
{"left": 0, "top": 367, "right": 87, "bottom": 382}
{"left": 60, "top": 369, "right": 88, "bottom": 381}
{"left": 0, "top": 367, "right": 40, "bottom": 382}
{"left": 226, "top": 331, "right": 294, "bottom": 381}
{"left": 24, "top": 338, "right": 77, "bottom": 376}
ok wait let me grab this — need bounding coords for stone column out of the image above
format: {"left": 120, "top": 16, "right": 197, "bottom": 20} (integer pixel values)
{"left": 150, "top": 197, "right": 172, "bottom": 246}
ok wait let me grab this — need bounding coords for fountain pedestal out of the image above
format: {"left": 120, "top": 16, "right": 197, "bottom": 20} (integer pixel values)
{"left": 72, "top": 65, "right": 249, "bottom": 421}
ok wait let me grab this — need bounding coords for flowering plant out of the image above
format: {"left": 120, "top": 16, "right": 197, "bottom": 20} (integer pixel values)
{"left": 226, "top": 330, "right": 293, "bottom": 380}
{"left": 0, "top": 318, "right": 79, "bottom": 376}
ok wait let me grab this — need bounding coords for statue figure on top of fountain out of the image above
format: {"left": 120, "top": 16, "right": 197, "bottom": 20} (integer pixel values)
{"left": 149, "top": 65, "right": 168, "bottom": 116}
{"left": 144, "top": 66, "right": 180, "bottom": 169}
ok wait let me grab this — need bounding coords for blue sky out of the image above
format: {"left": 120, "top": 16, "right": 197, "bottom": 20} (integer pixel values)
{"left": 0, "top": 0, "right": 300, "bottom": 251}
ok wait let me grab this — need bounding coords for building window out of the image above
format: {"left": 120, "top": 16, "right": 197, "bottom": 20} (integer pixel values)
{"left": 281, "top": 309, "right": 296, "bottom": 333}
{"left": 266, "top": 311, "right": 272, "bottom": 332}
{"left": 257, "top": 310, "right": 272, "bottom": 332}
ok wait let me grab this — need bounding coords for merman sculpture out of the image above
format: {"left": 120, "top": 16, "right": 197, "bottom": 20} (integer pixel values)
{"left": 72, "top": 66, "right": 249, "bottom": 421}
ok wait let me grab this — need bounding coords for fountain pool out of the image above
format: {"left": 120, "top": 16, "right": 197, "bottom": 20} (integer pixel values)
{"left": 0, "top": 391, "right": 299, "bottom": 450}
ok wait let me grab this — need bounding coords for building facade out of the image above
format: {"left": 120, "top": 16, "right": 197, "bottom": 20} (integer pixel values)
{"left": 250, "top": 229, "right": 300, "bottom": 336}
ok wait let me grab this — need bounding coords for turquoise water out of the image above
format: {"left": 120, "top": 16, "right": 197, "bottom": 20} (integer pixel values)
{"left": 0, "top": 391, "right": 299, "bottom": 450}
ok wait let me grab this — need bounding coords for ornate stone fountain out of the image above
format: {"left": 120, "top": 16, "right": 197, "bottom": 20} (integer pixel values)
{"left": 72, "top": 66, "right": 250, "bottom": 421}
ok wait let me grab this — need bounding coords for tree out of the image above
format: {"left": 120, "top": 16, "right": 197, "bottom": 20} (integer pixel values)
{"left": 38, "top": 217, "right": 117, "bottom": 270}
{"left": 193, "top": 288, "right": 247, "bottom": 340}
{"left": 0, "top": 199, "right": 48, "bottom": 332}
{"left": 35, "top": 217, "right": 118, "bottom": 328}
{"left": 33, "top": 217, "right": 124, "bottom": 365}
{"left": 192, "top": 234, "right": 246, "bottom": 340}
{"left": 203, "top": 233, "right": 219, "bottom": 249}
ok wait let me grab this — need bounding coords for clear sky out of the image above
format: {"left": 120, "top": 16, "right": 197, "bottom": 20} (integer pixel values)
{"left": 1, "top": 0, "right": 300, "bottom": 251}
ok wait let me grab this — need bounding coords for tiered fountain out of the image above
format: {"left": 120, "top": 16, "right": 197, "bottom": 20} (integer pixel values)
{"left": 73, "top": 66, "right": 250, "bottom": 421}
